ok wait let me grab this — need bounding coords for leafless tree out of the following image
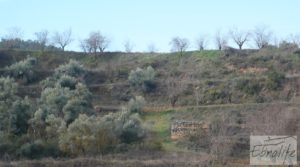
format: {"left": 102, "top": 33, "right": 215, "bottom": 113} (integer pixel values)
{"left": 80, "top": 31, "right": 110, "bottom": 55}
{"left": 52, "top": 28, "right": 73, "bottom": 51}
{"left": 195, "top": 35, "right": 208, "bottom": 51}
{"left": 86, "top": 31, "right": 101, "bottom": 55}
{"left": 98, "top": 33, "right": 110, "bottom": 53}
{"left": 123, "top": 40, "right": 134, "bottom": 53}
{"left": 229, "top": 28, "right": 250, "bottom": 50}
{"left": 166, "top": 74, "right": 188, "bottom": 107}
{"left": 288, "top": 33, "right": 300, "bottom": 47}
{"left": 34, "top": 30, "right": 49, "bottom": 51}
{"left": 5, "top": 27, "right": 23, "bottom": 40}
{"left": 79, "top": 39, "right": 90, "bottom": 54}
{"left": 1, "top": 27, "right": 23, "bottom": 49}
{"left": 170, "top": 37, "right": 189, "bottom": 57}
{"left": 252, "top": 25, "right": 272, "bottom": 49}
{"left": 214, "top": 30, "right": 227, "bottom": 50}
{"left": 147, "top": 43, "right": 157, "bottom": 53}
{"left": 247, "top": 105, "right": 300, "bottom": 135}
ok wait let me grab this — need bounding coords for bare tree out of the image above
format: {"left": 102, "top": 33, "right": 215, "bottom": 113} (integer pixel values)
{"left": 214, "top": 30, "right": 227, "bottom": 50}
{"left": 288, "top": 33, "right": 300, "bottom": 47}
{"left": 229, "top": 28, "right": 250, "bottom": 50}
{"left": 247, "top": 105, "right": 300, "bottom": 135}
{"left": 1, "top": 27, "right": 24, "bottom": 49}
{"left": 195, "top": 35, "right": 208, "bottom": 51}
{"left": 123, "top": 40, "right": 134, "bottom": 53}
{"left": 86, "top": 31, "right": 101, "bottom": 55}
{"left": 52, "top": 28, "right": 73, "bottom": 51}
{"left": 5, "top": 27, "right": 23, "bottom": 40}
{"left": 147, "top": 43, "right": 157, "bottom": 53}
{"left": 252, "top": 25, "right": 272, "bottom": 49}
{"left": 98, "top": 33, "right": 110, "bottom": 53}
{"left": 79, "top": 39, "right": 90, "bottom": 54}
{"left": 170, "top": 37, "right": 189, "bottom": 57}
{"left": 80, "top": 31, "right": 110, "bottom": 55}
{"left": 34, "top": 30, "right": 49, "bottom": 51}
{"left": 166, "top": 74, "right": 188, "bottom": 107}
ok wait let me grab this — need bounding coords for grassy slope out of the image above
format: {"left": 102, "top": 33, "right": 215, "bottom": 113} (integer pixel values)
{"left": 1, "top": 48, "right": 300, "bottom": 166}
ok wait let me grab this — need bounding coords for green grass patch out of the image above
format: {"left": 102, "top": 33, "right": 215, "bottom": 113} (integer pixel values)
{"left": 192, "top": 50, "right": 221, "bottom": 59}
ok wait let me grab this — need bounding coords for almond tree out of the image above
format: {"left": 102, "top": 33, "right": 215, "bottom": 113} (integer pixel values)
{"left": 52, "top": 28, "right": 73, "bottom": 51}
{"left": 253, "top": 25, "right": 272, "bottom": 49}
{"left": 34, "top": 30, "right": 49, "bottom": 51}
{"left": 196, "top": 35, "right": 208, "bottom": 51}
{"left": 170, "top": 37, "right": 189, "bottom": 57}
{"left": 229, "top": 28, "right": 250, "bottom": 50}
{"left": 214, "top": 30, "right": 227, "bottom": 50}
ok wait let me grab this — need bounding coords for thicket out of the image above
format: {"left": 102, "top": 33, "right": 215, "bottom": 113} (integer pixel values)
{"left": 0, "top": 59, "right": 146, "bottom": 160}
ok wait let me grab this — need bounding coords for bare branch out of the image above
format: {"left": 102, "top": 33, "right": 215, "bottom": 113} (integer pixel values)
{"left": 123, "top": 40, "right": 134, "bottom": 53}
{"left": 214, "top": 30, "right": 227, "bottom": 50}
{"left": 52, "top": 28, "right": 73, "bottom": 51}
{"left": 229, "top": 28, "right": 250, "bottom": 50}
{"left": 35, "top": 30, "right": 49, "bottom": 51}
{"left": 170, "top": 37, "right": 189, "bottom": 57}
{"left": 195, "top": 35, "right": 208, "bottom": 51}
{"left": 252, "top": 25, "right": 272, "bottom": 49}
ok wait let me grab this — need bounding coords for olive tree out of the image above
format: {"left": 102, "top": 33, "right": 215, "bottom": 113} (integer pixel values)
{"left": 128, "top": 66, "right": 156, "bottom": 92}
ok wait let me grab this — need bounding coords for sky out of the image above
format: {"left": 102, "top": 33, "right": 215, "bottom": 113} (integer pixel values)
{"left": 0, "top": 0, "right": 300, "bottom": 52}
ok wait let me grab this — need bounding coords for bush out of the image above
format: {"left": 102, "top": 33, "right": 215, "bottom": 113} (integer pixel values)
{"left": 56, "top": 74, "right": 77, "bottom": 89}
{"left": 54, "top": 59, "right": 86, "bottom": 78}
{"left": 235, "top": 78, "right": 262, "bottom": 95}
{"left": 266, "top": 69, "right": 285, "bottom": 90}
{"left": 18, "top": 140, "right": 61, "bottom": 159}
{"left": 5, "top": 56, "right": 37, "bottom": 83}
{"left": 127, "top": 96, "right": 146, "bottom": 114}
{"left": 128, "top": 66, "right": 156, "bottom": 92}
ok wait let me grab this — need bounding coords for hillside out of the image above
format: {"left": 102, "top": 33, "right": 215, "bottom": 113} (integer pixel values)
{"left": 1, "top": 47, "right": 300, "bottom": 166}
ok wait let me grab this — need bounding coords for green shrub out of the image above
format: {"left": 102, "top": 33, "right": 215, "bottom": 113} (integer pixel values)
{"left": 18, "top": 140, "right": 61, "bottom": 159}
{"left": 0, "top": 77, "right": 33, "bottom": 135}
{"left": 56, "top": 74, "right": 77, "bottom": 89}
{"left": 54, "top": 59, "right": 86, "bottom": 78}
{"left": 235, "top": 78, "right": 262, "bottom": 95}
{"left": 127, "top": 96, "right": 146, "bottom": 114}
{"left": 266, "top": 69, "right": 285, "bottom": 90}
{"left": 128, "top": 66, "right": 156, "bottom": 92}
{"left": 5, "top": 56, "right": 37, "bottom": 83}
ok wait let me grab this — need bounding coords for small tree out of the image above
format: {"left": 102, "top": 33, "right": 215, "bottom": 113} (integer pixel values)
{"left": 1, "top": 27, "right": 23, "bottom": 49}
{"left": 215, "top": 30, "right": 227, "bottom": 50}
{"left": 170, "top": 37, "right": 189, "bottom": 57}
{"left": 128, "top": 66, "right": 156, "bottom": 92}
{"left": 81, "top": 31, "right": 110, "bottom": 55}
{"left": 166, "top": 74, "right": 188, "bottom": 107}
{"left": 147, "top": 43, "right": 157, "bottom": 53}
{"left": 52, "top": 29, "right": 73, "bottom": 51}
{"left": 34, "top": 30, "right": 49, "bottom": 51}
{"left": 288, "top": 33, "right": 300, "bottom": 47}
{"left": 253, "top": 25, "right": 272, "bottom": 49}
{"left": 229, "top": 28, "right": 250, "bottom": 50}
{"left": 196, "top": 35, "right": 208, "bottom": 51}
{"left": 123, "top": 40, "right": 134, "bottom": 53}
